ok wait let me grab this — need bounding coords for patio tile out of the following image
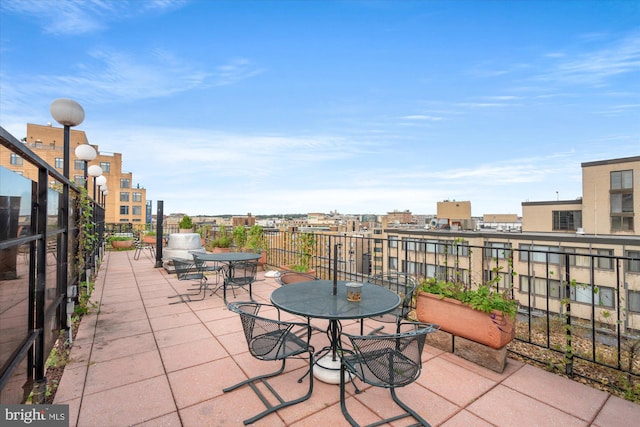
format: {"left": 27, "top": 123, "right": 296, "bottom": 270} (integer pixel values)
{"left": 159, "top": 337, "right": 230, "bottom": 372}
{"left": 592, "top": 394, "right": 640, "bottom": 427}
{"left": 90, "top": 332, "right": 157, "bottom": 363}
{"left": 167, "top": 358, "right": 247, "bottom": 409}
{"left": 467, "top": 384, "right": 589, "bottom": 427}
{"left": 78, "top": 376, "right": 176, "bottom": 426}
{"left": 146, "top": 300, "right": 193, "bottom": 318}
{"left": 204, "top": 315, "right": 244, "bottom": 336}
{"left": 154, "top": 323, "right": 213, "bottom": 348}
{"left": 440, "top": 409, "right": 494, "bottom": 426}
{"left": 502, "top": 363, "right": 609, "bottom": 421}
{"left": 52, "top": 364, "right": 87, "bottom": 403}
{"left": 417, "top": 355, "right": 498, "bottom": 406}
{"left": 179, "top": 386, "right": 287, "bottom": 426}
{"left": 84, "top": 350, "right": 165, "bottom": 395}
{"left": 94, "top": 317, "right": 152, "bottom": 340}
{"left": 132, "top": 411, "right": 181, "bottom": 426}
{"left": 149, "top": 311, "right": 201, "bottom": 332}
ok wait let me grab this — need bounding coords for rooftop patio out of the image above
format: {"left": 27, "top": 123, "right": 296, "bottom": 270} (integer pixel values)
{"left": 53, "top": 249, "right": 639, "bottom": 426}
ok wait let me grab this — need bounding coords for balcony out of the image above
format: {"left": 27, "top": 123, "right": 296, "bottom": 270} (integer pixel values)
{"left": 52, "top": 249, "right": 638, "bottom": 426}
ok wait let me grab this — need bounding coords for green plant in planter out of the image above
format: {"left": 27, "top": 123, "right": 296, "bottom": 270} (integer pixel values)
{"left": 246, "top": 225, "right": 267, "bottom": 252}
{"left": 291, "top": 232, "right": 316, "bottom": 272}
{"left": 178, "top": 215, "right": 193, "bottom": 230}
{"left": 209, "top": 225, "right": 232, "bottom": 249}
{"left": 232, "top": 226, "right": 247, "bottom": 249}
{"left": 418, "top": 276, "right": 518, "bottom": 317}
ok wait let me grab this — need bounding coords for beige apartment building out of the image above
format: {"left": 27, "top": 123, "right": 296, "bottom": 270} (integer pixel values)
{"left": 0, "top": 124, "right": 148, "bottom": 224}
{"left": 382, "top": 155, "right": 640, "bottom": 331}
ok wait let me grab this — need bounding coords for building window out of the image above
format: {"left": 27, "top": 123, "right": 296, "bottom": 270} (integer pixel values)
{"left": 389, "top": 256, "right": 398, "bottom": 270}
{"left": 610, "top": 170, "right": 634, "bottom": 231}
{"left": 566, "top": 248, "right": 613, "bottom": 270}
{"left": 132, "top": 192, "right": 142, "bottom": 202}
{"left": 9, "top": 153, "right": 23, "bottom": 165}
{"left": 519, "top": 244, "right": 561, "bottom": 264}
{"left": 132, "top": 206, "right": 142, "bottom": 215}
{"left": 519, "top": 276, "right": 561, "bottom": 299}
{"left": 484, "top": 242, "right": 511, "bottom": 260}
{"left": 388, "top": 236, "right": 398, "bottom": 248}
{"left": 100, "top": 162, "right": 110, "bottom": 173}
{"left": 55, "top": 158, "right": 64, "bottom": 169}
{"left": 120, "top": 178, "right": 130, "bottom": 189}
{"left": 120, "top": 206, "right": 129, "bottom": 215}
{"left": 120, "top": 192, "right": 130, "bottom": 202}
{"left": 74, "top": 160, "right": 85, "bottom": 170}
{"left": 74, "top": 175, "right": 84, "bottom": 185}
{"left": 629, "top": 291, "right": 640, "bottom": 313}
{"left": 570, "top": 284, "right": 615, "bottom": 308}
{"left": 553, "top": 210, "right": 582, "bottom": 231}
{"left": 626, "top": 250, "right": 640, "bottom": 273}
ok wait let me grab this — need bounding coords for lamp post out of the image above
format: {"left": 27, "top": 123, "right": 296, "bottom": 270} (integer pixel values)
{"left": 90, "top": 168, "right": 105, "bottom": 200}
{"left": 49, "top": 98, "right": 84, "bottom": 381}
{"left": 75, "top": 144, "right": 97, "bottom": 190}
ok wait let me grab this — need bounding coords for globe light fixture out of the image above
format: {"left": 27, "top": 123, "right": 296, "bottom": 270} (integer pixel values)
{"left": 75, "top": 144, "right": 97, "bottom": 190}
{"left": 88, "top": 165, "right": 103, "bottom": 199}
{"left": 50, "top": 99, "right": 85, "bottom": 179}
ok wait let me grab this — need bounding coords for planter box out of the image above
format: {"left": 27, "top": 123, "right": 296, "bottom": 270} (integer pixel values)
{"left": 415, "top": 292, "right": 515, "bottom": 350}
{"left": 280, "top": 265, "right": 316, "bottom": 275}
{"left": 111, "top": 240, "right": 134, "bottom": 249}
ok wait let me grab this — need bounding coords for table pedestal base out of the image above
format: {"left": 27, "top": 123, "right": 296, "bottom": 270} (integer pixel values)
{"left": 313, "top": 354, "right": 349, "bottom": 384}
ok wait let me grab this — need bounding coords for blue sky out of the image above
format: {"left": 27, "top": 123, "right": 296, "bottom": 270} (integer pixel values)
{"left": 1, "top": 0, "right": 638, "bottom": 217}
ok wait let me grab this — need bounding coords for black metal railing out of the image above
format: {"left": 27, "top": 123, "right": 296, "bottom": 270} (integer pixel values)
{"left": 0, "top": 127, "right": 105, "bottom": 404}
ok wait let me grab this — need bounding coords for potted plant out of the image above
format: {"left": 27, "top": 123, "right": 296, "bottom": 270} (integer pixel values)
{"left": 142, "top": 230, "right": 156, "bottom": 244}
{"left": 282, "top": 232, "right": 316, "bottom": 274}
{"left": 232, "top": 226, "right": 247, "bottom": 250}
{"left": 414, "top": 276, "right": 518, "bottom": 349}
{"left": 178, "top": 215, "right": 193, "bottom": 233}
{"left": 246, "top": 225, "right": 268, "bottom": 265}
{"left": 208, "top": 225, "right": 232, "bottom": 253}
{"left": 108, "top": 235, "right": 135, "bottom": 249}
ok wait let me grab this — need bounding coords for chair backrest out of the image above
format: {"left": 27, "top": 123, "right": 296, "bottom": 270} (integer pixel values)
{"left": 368, "top": 272, "right": 418, "bottom": 318}
{"left": 226, "top": 260, "right": 258, "bottom": 285}
{"left": 228, "top": 302, "right": 310, "bottom": 361}
{"left": 172, "top": 258, "right": 200, "bottom": 280}
{"left": 278, "top": 271, "right": 318, "bottom": 285}
{"left": 343, "top": 324, "right": 437, "bottom": 388}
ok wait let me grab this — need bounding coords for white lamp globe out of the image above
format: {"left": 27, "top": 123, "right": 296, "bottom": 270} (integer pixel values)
{"left": 102, "top": 189, "right": 109, "bottom": 196}
{"left": 50, "top": 99, "right": 85, "bottom": 127}
{"left": 75, "top": 144, "right": 97, "bottom": 161}
{"left": 88, "top": 165, "right": 103, "bottom": 177}
{"left": 95, "top": 176, "right": 107, "bottom": 187}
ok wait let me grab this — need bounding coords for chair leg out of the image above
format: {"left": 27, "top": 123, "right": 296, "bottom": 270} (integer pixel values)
{"left": 340, "top": 365, "right": 430, "bottom": 427}
{"left": 390, "top": 388, "right": 432, "bottom": 427}
{"left": 223, "top": 352, "right": 314, "bottom": 425}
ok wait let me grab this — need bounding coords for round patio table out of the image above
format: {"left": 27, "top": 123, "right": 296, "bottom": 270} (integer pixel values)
{"left": 270, "top": 280, "right": 401, "bottom": 383}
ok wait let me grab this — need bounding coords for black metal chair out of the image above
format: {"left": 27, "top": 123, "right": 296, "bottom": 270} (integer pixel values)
{"left": 222, "top": 260, "right": 258, "bottom": 304}
{"left": 362, "top": 272, "right": 418, "bottom": 334}
{"left": 340, "top": 322, "right": 439, "bottom": 427}
{"left": 224, "top": 302, "right": 315, "bottom": 425}
{"left": 168, "top": 258, "right": 208, "bottom": 304}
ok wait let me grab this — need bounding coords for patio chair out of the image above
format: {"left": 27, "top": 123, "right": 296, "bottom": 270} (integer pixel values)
{"left": 133, "top": 234, "right": 155, "bottom": 261}
{"left": 361, "top": 272, "right": 418, "bottom": 334}
{"left": 168, "top": 257, "right": 208, "bottom": 304}
{"left": 222, "top": 260, "right": 258, "bottom": 304}
{"left": 340, "top": 322, "right": 439, "bottom": 427}
{"left": 224, "top": 301, "right": 314, "bottom": 425}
